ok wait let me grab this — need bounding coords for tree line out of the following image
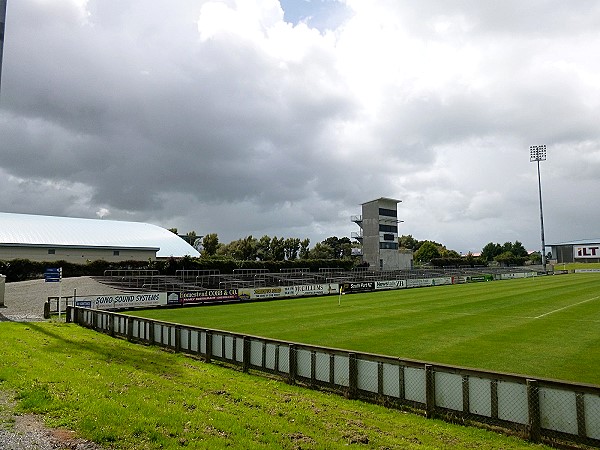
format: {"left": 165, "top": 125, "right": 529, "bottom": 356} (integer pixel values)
{"left": 398, "top": 234, "right": 540, "bottom": 266}
{"left": 172, "top": 229, "right": 541, "bottom": 267}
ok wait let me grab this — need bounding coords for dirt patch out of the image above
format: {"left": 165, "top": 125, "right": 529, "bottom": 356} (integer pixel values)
{"left": 0, "top": 390, "right": 104, "bottom": 450}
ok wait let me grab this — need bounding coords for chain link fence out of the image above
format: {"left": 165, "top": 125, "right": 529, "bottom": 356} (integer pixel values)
{"left": 68, "top": 306, "right": 600, "bottom": 448}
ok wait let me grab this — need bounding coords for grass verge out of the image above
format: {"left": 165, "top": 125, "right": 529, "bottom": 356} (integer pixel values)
{"left": 0, "top": 321, "right": 552, "bottom": 449}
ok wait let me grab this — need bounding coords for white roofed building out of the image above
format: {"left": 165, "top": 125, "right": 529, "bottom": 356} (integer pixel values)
{"left": 0, "top": 212, "right": 200, "bottom": 263}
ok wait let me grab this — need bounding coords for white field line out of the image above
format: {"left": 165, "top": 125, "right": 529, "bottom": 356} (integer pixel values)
{"left": 534, "top": 296, "right": 600, "bottom": 319}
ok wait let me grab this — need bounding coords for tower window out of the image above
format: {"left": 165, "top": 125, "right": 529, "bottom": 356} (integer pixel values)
{"left": 379, "top": 208, "right": 397, "bottom": 217}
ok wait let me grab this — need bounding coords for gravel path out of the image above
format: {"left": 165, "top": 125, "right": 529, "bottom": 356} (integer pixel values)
{"left": 0, "top": 277, "right": 121, "bottom": 449}
{"left": 1, "top": 276, "right": 123, "bottom": 322}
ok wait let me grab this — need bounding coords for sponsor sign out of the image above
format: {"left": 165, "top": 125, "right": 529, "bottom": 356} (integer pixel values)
{"left": 239, "top": 287, "right": 284, "bottom": 300}
{"left": 575, "top": 268, "right": 600, "bottom": 273}
{"left": 74, "top": 300, "right": 92, "bottom": 308}
{"left": 173, "top": 289, "right": 238, "bottom": 304}
{"left": 375, "top": 280, "right": 407, "bottom": 290}
{"left": 406, "top": 277, "right": 453, "bottom": 288}
{"left": 466, "top": 274, "right": 494, "bottom": 282}
{"left": 79, "top": 292, "right": 167, "bottom": 310}
{"left": 285, "top": 284, "right": 339, "bottom": 297}
{"left": 238, "top": 284, "right": 339, "bottom": 300}
{"left": 44, "top": 267, "right": 62, "bottom": 283}
{"left": 341, "top": 282, "right": 375, "bottom": 293}
{"left": 574, "top": 245, "right": 600, "bottom": 259}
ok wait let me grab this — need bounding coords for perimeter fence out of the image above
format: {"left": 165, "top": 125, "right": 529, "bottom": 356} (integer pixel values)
{"left": 67, "top": 306, "right": 600, "bottom": 448}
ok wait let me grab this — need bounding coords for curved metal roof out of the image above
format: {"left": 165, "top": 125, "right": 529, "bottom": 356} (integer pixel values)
{"left": 0, "top": 212, "right": 199, "bottom": 258}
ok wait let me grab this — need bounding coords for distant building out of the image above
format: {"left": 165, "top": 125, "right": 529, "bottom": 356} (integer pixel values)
{"left": 351, "top": 198, "right": 412, "bottom": 270}
{"left": 548, "top": 240, "right": 600, "bottom": 264}
{"left": 0, "top": 212, "right": 199, "bottom": 263}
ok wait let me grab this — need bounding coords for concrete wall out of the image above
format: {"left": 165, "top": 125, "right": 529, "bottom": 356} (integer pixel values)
{"left": 0, "top": 246, "right": 156, "bottom": 263}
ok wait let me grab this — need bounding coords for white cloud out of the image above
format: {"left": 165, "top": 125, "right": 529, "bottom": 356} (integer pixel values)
{"left": 1, "top": 0, "right": 600, "bottom": 252}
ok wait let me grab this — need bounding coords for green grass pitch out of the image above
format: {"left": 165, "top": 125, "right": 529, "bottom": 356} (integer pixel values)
{"left": 130, "top": 274, "right": 600, "bottom": 385}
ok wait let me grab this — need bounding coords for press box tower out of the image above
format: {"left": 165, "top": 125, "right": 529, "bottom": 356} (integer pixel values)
{"left": 352, "top": 197, "right": 403, "bottom": 271}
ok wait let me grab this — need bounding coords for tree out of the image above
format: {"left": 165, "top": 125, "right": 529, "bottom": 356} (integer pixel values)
{"left": 494, "top": 251, "right": 527, "bottom": 266}
{"left": 256, "top": 235, "right": 271, "bottom": 261}
{"left": 284, "top": 237, "right": 301, "bottom": 260}
{"left": 299, "top": 238, "right": 310, "bottom": 259}
{"left": 413, "top": 241, "right": 441, "bottom": 264}
{"left": 481, "top": 242, "right": 502, "bottom": 262}
{"left": 398, "top": 234, "right": 419, "bottom": 250}
{"left": 238, "top": 235, "right": 258, "bottom": 261}
{"left": 184, "top": 231, "right": 197, "bottom": 246}
{"left": 168, "top": 227, "right": 178, "bottom": 234}
{"left": 482, "top": 241, "right": 528, "bottom": 262}
{"left": 202, "top": 233, "right": 219, "bottom": 257}
{"left": 270, "top": 236, "right": 286, "bottom": 261}
{"left": 320, "top": 236, "right": 352, "bottom": 259}
{"left": 309, "top": 242, "right": 333, "bottom": 259}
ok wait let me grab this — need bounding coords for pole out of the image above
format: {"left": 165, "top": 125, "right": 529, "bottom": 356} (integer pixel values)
{"left": 0, "top": 0, "right": 7, "bottom": 97}
{"left": 58, "top": 267, "right": 63, "bottom": 319}
{"left": 536, "top": 159, "right": 546, "bottom": 273}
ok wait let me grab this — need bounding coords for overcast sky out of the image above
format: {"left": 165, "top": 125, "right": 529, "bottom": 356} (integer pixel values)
{"left": 1, "top": 0, "right": 600, "bottom": 254}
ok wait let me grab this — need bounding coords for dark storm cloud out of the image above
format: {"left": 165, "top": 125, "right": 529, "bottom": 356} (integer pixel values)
{"left": 1, "top": 0, "right": 599, "bottom": 251}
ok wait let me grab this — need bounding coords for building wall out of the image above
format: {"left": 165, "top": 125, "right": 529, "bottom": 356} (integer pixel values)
{"left": 551, "top": 243, "right": 600, "bottom": 264}
{"left": 360, "top": 198, "right": 406, "bottom": 271}
{"left": 0, "top": 246, "right": 156, "bottom": 263}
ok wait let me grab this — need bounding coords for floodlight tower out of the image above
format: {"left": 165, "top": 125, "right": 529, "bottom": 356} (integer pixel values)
{"left": 530, "top": 145, "right": 547, "bottom": 273}
{"left": 0, "top": 0, "right": 6, "bottom": 96}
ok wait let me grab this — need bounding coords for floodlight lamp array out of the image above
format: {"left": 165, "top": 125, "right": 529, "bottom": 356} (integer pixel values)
{"left": 529, "top": 145, "right": 547, "bottom": 162}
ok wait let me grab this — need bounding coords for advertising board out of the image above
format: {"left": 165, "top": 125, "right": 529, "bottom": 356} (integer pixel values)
{"left": 375, "top": 280, "right": 407, "bottom": 290}
{"left": 238, "top": 284, "right": 339, "bottom": 300}
{"left": 341, "top": 282, "right": 375, "bottom": 293}
{"left": 78, "top": 292, "right": 167, "bottom": 310}
{"left": 406, "top": 277, "right": 453, "bottom": 288}
{"left": 167, "top": 289, "right": 238, "bottom": 305}
{"left": 574, "top": 245, "right": 600, "bottom": 259}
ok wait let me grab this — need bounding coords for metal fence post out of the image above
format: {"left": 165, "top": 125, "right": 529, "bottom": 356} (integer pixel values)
{"left": 288, "top": 344, "right": 296, "bottom": 385}
{"left": 175, "top": 326, "right": 181, "bottom": 352}
{"left": 348, "top": 353, "right": 358, "bottom": 399}
{"left": 425, "top": 364, "right": 435, "bottom": 418}
{"left": 205, "top": 331, "right": 212, "bottom": 363}
{"left": 243, "top": 336, "right": 250, "bottom": 373}
{"left": 126, "top": 317, "right": 134, "bottom": 342}
{"left": 527, "top": 379, "right": 541, "bottom": 443}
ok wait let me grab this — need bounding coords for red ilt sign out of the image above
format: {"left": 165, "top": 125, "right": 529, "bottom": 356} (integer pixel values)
{"left": 575, "top": 245, "right": 600, "bottom": 258}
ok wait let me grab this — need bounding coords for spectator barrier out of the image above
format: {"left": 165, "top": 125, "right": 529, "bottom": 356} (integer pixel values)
{"left": 67, "top": 306, "right": 600, "bottom": 448}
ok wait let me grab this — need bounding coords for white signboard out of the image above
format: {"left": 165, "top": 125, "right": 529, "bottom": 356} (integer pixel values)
{"left": 76, "top": 292, "right": 167, "bottom": 310}
{"left": 375, "top": 280, "right": 407, "bottom": 290}
{"left": 406, "top": 277, "right": 454, "bottom": 288}
{"left": 574, "top": 245, "right": 600, "bottom": 259}
{"left": 238, "top": 284, "right": 339, "bottom": 300}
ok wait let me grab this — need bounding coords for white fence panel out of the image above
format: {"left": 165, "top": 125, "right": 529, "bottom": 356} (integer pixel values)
{"left": 405, "top": 367, "right": 426, "bottom": 404}
{"left": 435, "top": 372, "right": 463, "bottom": 411}
{"left": 382, "top": 363, "right": 400, "bottom": 398}
{"left": 469, "top": 377, "right": 492, "bottom": 417}
{"left": 497, "top": 381, "right": 528, "bottom": 425}
{"left": 334, "top": 356, "right": 349, "bottom": 387}
{"left": 357, "top": 359, "right": 378, "bottom": 393}
{"left": 539, "top": 387, "right": 577, "bottom": 435}
{"left": 315, "top": 352, "right": 330, "bottom": 383}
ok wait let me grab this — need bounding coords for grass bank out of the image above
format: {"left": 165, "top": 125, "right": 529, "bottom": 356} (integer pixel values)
{"left": 0, "top": 322, "right": 551, "bottom": 449}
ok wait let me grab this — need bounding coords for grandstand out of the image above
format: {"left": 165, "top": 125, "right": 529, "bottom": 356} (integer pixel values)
{"left": 96, "top": 266, "right": 537, "bottom": 293}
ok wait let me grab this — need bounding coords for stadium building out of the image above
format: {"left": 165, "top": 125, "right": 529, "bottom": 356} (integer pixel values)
{"left": 549, "top": 240, "right": 600, "bottom": 264}
{"left": 0, "top": 212, "right": 199, "bottom": 263}
{"left": 351, "top": 198, "right": 412, "bottom": 271}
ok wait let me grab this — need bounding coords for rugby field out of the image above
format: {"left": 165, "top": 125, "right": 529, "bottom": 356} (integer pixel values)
{"left": 130, "top": 274, "right": 600, "bottom": 385}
